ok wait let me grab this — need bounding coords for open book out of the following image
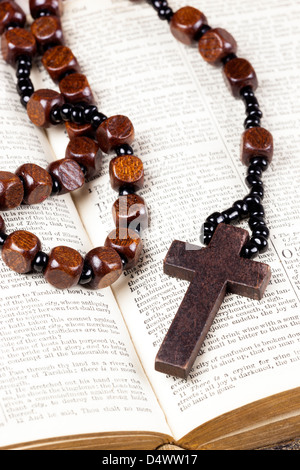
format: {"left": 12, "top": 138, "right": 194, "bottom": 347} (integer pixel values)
{"left": 0, "top": 0, "right": 299, "bottom": 451}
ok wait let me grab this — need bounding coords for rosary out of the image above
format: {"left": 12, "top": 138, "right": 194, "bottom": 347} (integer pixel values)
{"left": 0, "top": 1, "right": 272, "bottom": 379}
{"left": 142, "top": 2, "right": 272, "bottom": 378}
{"left": 0, "top": 0, "right": 148, "bottom": 290}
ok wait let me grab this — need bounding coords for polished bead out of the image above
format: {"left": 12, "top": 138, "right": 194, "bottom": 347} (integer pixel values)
{"left": 222, "top": 207, "right": 240, "bottom": 224}
{"left": 65, "top": 121, "right": 95, "bottom": 139}
{"left": 247, "top": 164, "right": 262, "bottom": 177}
{"left": 105, "top": 228, "right": 143, "bottom": 269}
{"left": 96, "top": 115, "right": 134, "bottom": 154}
{"left": 250, "top": 184, "right": 264, "bottom": 200}
{"left": 240, "top": 241, "right": 259, "bottom": 259}
{"left": 47, "top": 158, "right": 85, "bottom": 194}
{"left": 233, "top": 200, "right": 249, "bottom": 219}
{"left": 16, "top": 63, "right": 31, "bottom": 79}
{"left": 33, "top": 251, "right": 49, "bottom": 272}
{"left": 249, "top": 203, "right": 265, "bottom": 218}
{"left": 170, "top": 6, "right": 207, "bottom": 45}
{"left": 244, "top": 115, "right": 261, "bottom": 129}
{"left": 1, "top": 27, "right": 37, "bottom": 64}
{"left": 42, "top": 45, "right": 80, "bottom": 82}
{"left": 70, "top": 104, "right": 85, "bottom": 124}
{"left": 2, "top": 230, "right": 41, "bottom": 273}
{"left": 31, "top": 15, "right": 64, "bottom": 52}
{"left": 29, "top": 0, "right": 63, "bottom": 19}
{"left": 243, "top": 194, "right": 261, "bottom": 210}
{"left": 206, "top": 211, "right": 226, "bottom": 225}
{"left": 252, "top": 225, "right": 270, "bottom": 240}
{"left": 116, "top": 144, "right": 134, "bottom": 156}
{"left": 250, "top": 156, "right": 269, "bottom": 171}
{"left": 15, "top": 163, "right": 52, "bottom": 205}
{"left": 84, "top": 246, "right": 123, "bottom": 289}
{"left": 65, "top": 136, "right": 102, "bottom": 178}
{"left": 90, "top": 111, "right": 107, "bottom": 129}
{"left": 112, "top": 194, "right": 148, "bottom": 231}
{"left": 0, "top": 171, "right": 24, "bottom": 210}
{"left": 223, "top": 58, "right": 258, "bottom": 97}
{"left": 198, "top": 28, "right": 237, "bottom": 64}
{"left": 44, "top": 246, "right": 84, "bottom": 289}
{"left": 27, "top": 89, "right": 64, "bottom": 128}
{"left": 246, "top": 174, "right": 263, "bottom": 188}
{"left": 241, "top": 127, "right": 274, "bottom": 166}
{"left": 78, "top": 263, "right": 93, "bottom": 285}
{"left": 0, "top": 232, "right": 8, "bottom": 247}
{"left": 0, "top": 215, "right": 5, "bottom": 233}
{"left": 109, "top": 155, "right": 144, "bottom": 192}
{"left": 59, "top": 72, "right": 94, "bottom": 104}
{"left": 0, "top": 1, "right": 26, "bottom": 35}
{"left": 251, "top": 235, "right": 268, "bottom": 253}
{"left": 249, "top": 216, "right": 266, "bottom": 230}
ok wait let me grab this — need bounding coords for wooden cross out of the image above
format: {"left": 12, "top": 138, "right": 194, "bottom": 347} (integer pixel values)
{"left": 155, "top": 224, "right": 271, "bottom": 379}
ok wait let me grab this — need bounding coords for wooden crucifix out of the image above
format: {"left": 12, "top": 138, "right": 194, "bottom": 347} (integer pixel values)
{"left": 155, "top": 224, "right": 271, "bottom": 379}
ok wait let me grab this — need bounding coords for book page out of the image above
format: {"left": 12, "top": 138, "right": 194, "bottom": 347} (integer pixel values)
{"left": 0, "top": 35, "right": 170, "bottom": 447}
{"left": 54, "top": 0, "right": 300, "bottom": 442}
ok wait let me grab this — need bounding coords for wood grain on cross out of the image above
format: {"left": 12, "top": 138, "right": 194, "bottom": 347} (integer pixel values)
{"left": 155, "top": 224, "right": 271, "bottom": 379}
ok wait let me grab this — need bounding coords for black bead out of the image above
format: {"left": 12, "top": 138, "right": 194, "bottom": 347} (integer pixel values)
{"left": 17, "top": 55, "right": 32, "bottom": 69}
{"left": 83, "top": 104, "right": 98, "bottom": 123}
{"left": 0, "top": 232, "right": 8, "bottom": 247}
{"left": 90, "top": 111, "right": 108, "bottom": 129}
{"left": 248, "top": 164, "right": 262, "bottom": 177}
{"left": 246, "top": 174, "right": 263, "bottom": 188}
{"left": 33, "top": 251, "right": 49, "bottom": 272}
{"left": 50, "top": 106, "right": 63, "bottom": 125}
{"left": 240, "top": 241, "right": 259, "bottom": 259}
{"left": 79, "top": 263, "right": 93, "bottom": 285}
{"left": 247, "top": 108, "right": 263, "bottom": 119}
{"left": 251, "top": 235, "right": 268, "bottom": 253}
{"left": 116, "top": 144, "right": 134, "bottom": 156}
{"left": 252, "top": 225, "right": 270, "bottom": 240}
{"left": 240, "top": 86, "right": 255, "bottom": 100}
{"left": 249, "top": 202, "right": 265, "bottom": 219}
{"left": 60, "top": 103, "right": 73, "bottom": 122}
{"left": 249, "top": 156, "right": 269, "bottom": 171}
{"left": 16, "top": 78, "right": 34, "bottom": 97}
{"left": 35, "top": 9, "right": 52, "bottom": 19}
{"left": 249, "top": 216, "right": 266, "bottom": 230}
{"left": 51, "top": 178, "right": 61, "bottom": 195}
{"left": 206, "top": 211, "right": 226, "bottom": 225}
{"left": 152, "top": 0, "right": 168, "bottom": 10}
{"left": 16, "top": 64, "right": 31, "bottom": 79}
{"left": 71, "top": 105, "right": 85, "bottom": 125}
{"left": 20, "top": 94, "right": 31, "bottom": 108}
{"left": 195, "top": 24, "right": 212, "bottom": 40}
{"left": 158, "top": 7, "right": 173, "bottom": 21}
{"left": 222, "top": 207, "right": 240, "bottom": 224}
{"left": 233, "top": 199, "right": 249, "bottom": 219}
{"left": 244, "top": 115, "right": 261, "bottom": 129}
{"left": 221, "top": 53, "right": 237, "bottom": 65}
{"left": 250, "top": 184, "right": 264, "bottom": 200}
{"left": 118, "top": 185, "right": 136, "bottom": 196}
{"left": 200, "top": 222, "right": 216, "bottom": 245}
{"left": 243, "top": 194, "right": 261, "bottom": 209}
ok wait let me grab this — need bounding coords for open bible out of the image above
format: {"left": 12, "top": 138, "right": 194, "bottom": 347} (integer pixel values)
{"left": 0, "top": 0, "right": 299, "bottom": 450}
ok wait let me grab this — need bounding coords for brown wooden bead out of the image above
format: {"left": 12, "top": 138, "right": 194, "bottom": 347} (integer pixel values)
{"left": 27, "top": 89, "right": 64, "bottom": 128}
{"left": 170, "top": 6, "right": 208, "bottom": 45}
{"left": 0, "top": 1, "right": 26, "bottom": 35}
{"left": 1, "top": 27, "right": 37, "bottom": 64}
{"left": 29, "top": 0, "right": 63, "bottom": 19}
{"left": 223, "top": 57, "right": 258, "bottom": 97}
{"left": 96, "top": 115, "right": 135, "bottom": 154}
{"left": 198, "top": 28, "right": 237, "bottom": 64}
{"left": 112, "top": 194, "right": 148, "bottom": 231}
{"left": 241, "top": 127, "right": 274, "bottom": 166}
{"left": 65, "top": 121, "right": 95, "bottom": 140}
{"left": 0, "top": 171, "right": 24, "bottom": 211}
{"left": 2, "top": 230, "right": 41, "bottom": 274}
{"left": 31, "top": 15, "right": 64, "bottom": 52}
{"left": 42, "top": 45, "right": 80, "bottom": 82}
{"left": 65, "top": 136, "right": 102, "bottom": 178}
{"left": 109, "top": 155, "right": 144, "bottom": 192}
{"left": 105, "top": 228, "right": 143, "bottom": 270}
{"left": 0, "top": 215, "right": 5, "bottom": 233}
{"left": 44, "top": 246, "right": 84, "bottom": 289}
{"left": 15, "top": 163, "right": 52, "bottom": 205}
{"left": 59, "top": 72, "right": 94, "bottom": 104}
{"left": 85, "top": 247, "right": 123, "bottom": 289}
{"left": 47, "top": 158, "right": 85, "bottom": 195}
